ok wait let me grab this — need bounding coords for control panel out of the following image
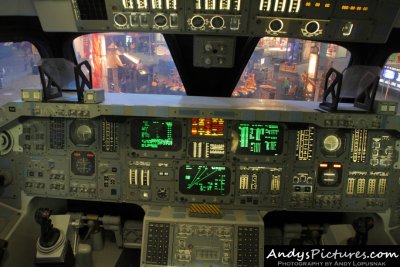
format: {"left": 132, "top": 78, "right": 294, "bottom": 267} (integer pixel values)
{"left": 0, "top": 94, "right": 399, "bottom": 214}
{"left": 141, "top": 206, "right": 264, "bottom": 267}
{"left": 64, "top": 0, "right": 400, "bottom": 42}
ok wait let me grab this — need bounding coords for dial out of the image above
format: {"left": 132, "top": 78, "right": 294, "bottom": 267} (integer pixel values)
{"left": 76, "top": 125, "right": 93, "bottom": 142}
{"left": 70, "top": 120, "right": 96, "bottom": 146}
{"left": 323, "top": 135, "right": 341, "bottom": 152}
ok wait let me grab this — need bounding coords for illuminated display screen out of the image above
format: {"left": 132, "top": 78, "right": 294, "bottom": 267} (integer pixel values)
{"left": 179, "top": 165, "right": 230, "bottom": 196}
{"left": 379, "top": 66, "right": 400, "bottom": 90}
{"left": 191, "top": 118, "right": 224, "bottom": 137}
{"left": 233, "top": 123, "right": 283, "bottom": 155}
{"left": 382, "top": 68, "right": 395, "bottom": 80}
{"left": 131, "top": 119, "right": 181, "bottom": 151}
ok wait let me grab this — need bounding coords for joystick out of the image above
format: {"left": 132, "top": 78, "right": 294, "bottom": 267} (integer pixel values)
{"left": 348, "top": 217, "right": 374, "bottom": 245}
{"left": 34, "top": 208, "right": 74, "bottom": 267}
{"left": 35, "top": 208, "right": 61, "bottom": 248}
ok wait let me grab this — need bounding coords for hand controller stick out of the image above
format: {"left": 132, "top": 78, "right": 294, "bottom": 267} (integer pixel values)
{"left": 35, "top": 208, "right": 61, "bottom": 248}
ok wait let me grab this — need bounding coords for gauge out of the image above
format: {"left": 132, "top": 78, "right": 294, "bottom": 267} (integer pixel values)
{"left": 76, "top": 125, "right": 93, "bottom": 141}
{"left": 71, "top": 151, "right": 95, "bottom": 176}
{"left": 70, "top": 120, "right": 96, "bottom": 146}
{"left": 323, "top": 135, "right": 341, "bottom": 152}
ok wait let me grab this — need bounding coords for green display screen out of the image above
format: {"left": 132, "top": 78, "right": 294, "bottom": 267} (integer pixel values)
{"left": 179, "top": 165, "right": 230, "bottom": 196}
{"left": 131, "top": 119, "right": 181, "bottom": 151}
{"left": 234, "top": 123, "right": 283, "bottom": 155}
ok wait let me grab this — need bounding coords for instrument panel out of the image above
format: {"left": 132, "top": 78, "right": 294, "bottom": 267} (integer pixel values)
{"left": 61, "top": 0, "right": 400, "bottom": 43}
{"left": 1, "top": 95, "right": 398, "bottom": 214}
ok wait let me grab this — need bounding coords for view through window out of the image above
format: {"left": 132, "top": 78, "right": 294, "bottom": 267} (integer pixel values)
{"left": 232, "top": 37, "right": 351, "bottom": 101}
{"left": 378, "top": 53, "right": 400, "bottom": 109}
{"left": 73, "top": 33, "right": 185, "bottom": 96}
{"left": 0, "top": 42, "right": 41, "bottom": 102}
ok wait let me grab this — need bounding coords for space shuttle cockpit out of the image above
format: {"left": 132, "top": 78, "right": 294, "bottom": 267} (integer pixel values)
{"left": 1, "top": 1, "right": 400, "bottom": 267}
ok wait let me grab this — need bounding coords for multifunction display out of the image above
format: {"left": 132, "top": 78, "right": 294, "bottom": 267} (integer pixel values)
{"left": 131, "top": 118, "right": 182, "bottom": 151}
{"left": 233, "top": 122, "right": 283, "bottom": 155}
{"left": 179, "top": 165, "right": 230, "bottom": 195}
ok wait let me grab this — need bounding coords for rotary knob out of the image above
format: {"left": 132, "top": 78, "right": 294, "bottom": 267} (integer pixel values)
{"left": 268, "top": 19, "right": 284, "bottom": 33}
{"left": 114, "top": 13, "right": 128, "bottom": 27}
{"left": 154, "top": 14, "right": 168, "bottom": 27}
{"left": 210, "top": 16, "right": 224, "bottom": 29}
{"left": 191, "top": 15, "right": 205, "bottom": 29}
{"left": 305, "top": 21, "right": 320, "bottom": 34}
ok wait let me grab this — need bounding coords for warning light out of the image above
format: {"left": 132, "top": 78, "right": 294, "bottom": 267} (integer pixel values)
{"left": 325, "top": 3, "right": 330, "bottom": 8}
{"left": 315, "top": 2, "right": 321, "bottom": 7}
{"left": 306, "top": 2, "right": 311, "bottom": 7}
{"left": 350, "top": 6, "right": 355, "bottom": 10}
{"left": 363, "top": 6, "right": 368, "bottom": 11}
{"left": 341, "top": 5, "right": 349, "bottom": 10}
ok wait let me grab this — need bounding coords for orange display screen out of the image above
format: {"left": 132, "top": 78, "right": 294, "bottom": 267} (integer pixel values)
{"left": 191, "top": 118, "right": 224, "bottom": 137}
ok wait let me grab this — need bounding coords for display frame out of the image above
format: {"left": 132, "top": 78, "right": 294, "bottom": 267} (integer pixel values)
{"left": 129, "top": 117, "right": 186, "bottom": 159}
{"left": 175, "top": 162, "right": 233, "bottom": 204}
{"left": 230, "top": 121, "right": 285, "bottom": 161}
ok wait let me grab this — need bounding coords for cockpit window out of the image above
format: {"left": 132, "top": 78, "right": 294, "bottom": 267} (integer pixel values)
{"left": 377, "top": 53, "right": 400, "bottom": 109}
{"left": 0, "top": 42, "right": 41, "bottom": 102}
{"left": 232, "top": 38, "right": 351, "bottom": 101}
{"left": 73, "top": 33, "right": 185, "bottom": 95}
